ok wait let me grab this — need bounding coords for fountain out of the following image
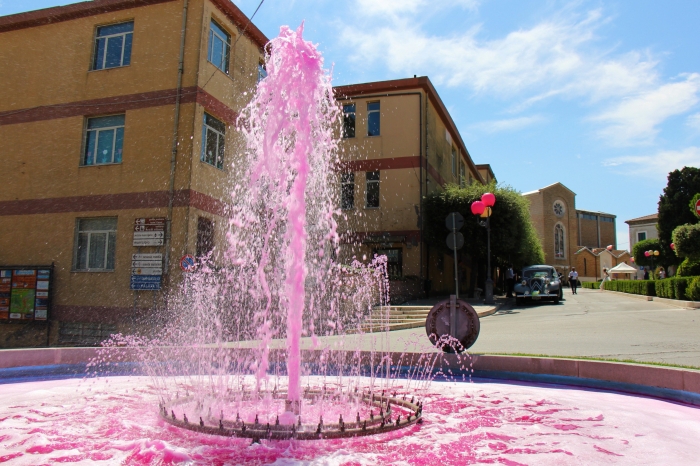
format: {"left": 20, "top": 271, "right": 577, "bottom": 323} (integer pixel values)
{"left": 1, "top": 23, "right": 700, "bottom": 465}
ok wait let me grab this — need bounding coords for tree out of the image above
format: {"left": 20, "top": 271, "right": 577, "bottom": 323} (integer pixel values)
{"left": 672, "top": 223, "right": 700, "bottom": 259}
{"left": 423, "top": 183, "right": 545, "bottom": 286}
{"left": 632, "top": 238, "right": 666, "bottom": 267}
{"left": 657, "top": 167, "right": 700, "bottom": 265}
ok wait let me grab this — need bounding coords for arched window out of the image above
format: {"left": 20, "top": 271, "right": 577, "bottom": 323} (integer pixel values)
{"left": 554, "top": 224, "right": 565, "bottom": 258}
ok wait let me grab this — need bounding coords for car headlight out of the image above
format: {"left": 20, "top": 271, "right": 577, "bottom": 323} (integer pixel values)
{"left": 545, "top": 278, "right": 550, "bottom": 284}
{"left": 521, "top": 280, "right": 527, "bottom": 286}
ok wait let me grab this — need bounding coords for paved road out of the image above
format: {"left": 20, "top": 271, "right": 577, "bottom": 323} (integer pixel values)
{"left": 231, "top": 288, "right": 700, "bottom": 367}
{"left": 468, "top": 288, "right": 700, "bottom": 367}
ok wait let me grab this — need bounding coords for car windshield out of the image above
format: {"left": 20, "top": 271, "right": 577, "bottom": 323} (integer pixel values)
{"left": 524, "top": 269, "right": 552, "bottom": 279}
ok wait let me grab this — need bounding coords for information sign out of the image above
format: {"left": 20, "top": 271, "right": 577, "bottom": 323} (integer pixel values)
{"left": 0, "top": 267, "right": 51, "bottom": 321}
{"left": 132, "top": 267, "right": 163, "bottom": 276}
{"left": 133, "top": 218, "right": 166, "bottom": 246}
{"left": 132, "top": 254, "right": 163, "bottom": 262}
{"left": 133, "top": 238, "right": 164, "bottom": 246}
{"left": 131, "top": 260, "right": 162, "bottom": 268}
{"left": 130, "top": 274, "right": 161, "bottom": 290}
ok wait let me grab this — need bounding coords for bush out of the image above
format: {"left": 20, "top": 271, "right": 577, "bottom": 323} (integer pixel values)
{"left": 672, "top": 223, "right": 700, "bottom": 259}
{"left": 677, "top": 258, "right": 700, "bottom": 277}
{"left": 687, "top": 277, "right": 700, "bottom": 301}
{"left": 654, "top": 277, "right": 697, "bottom": 300}
{"left": 581, "top": 281, "right": 601, "bottom": 289}
{"left": 601, "top": 280, "right": 656, "bottom": 296}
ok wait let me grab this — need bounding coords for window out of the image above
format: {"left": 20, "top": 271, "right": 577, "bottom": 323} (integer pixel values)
{"left": 459, "top": 161, "right": 466, "bottom": 187}
{"left": 367, "top": 101, "right": 380, "bottom": 136}
{"left": 257, "top": 62, "right": 267, "bottom": 82}
{"left": 584, "top": 258, "right": 587, "bottom": 275}
{"left": 637, "top": 231, "right": 647, "bottom": 242}
{"left": 553, "top": 201, "right": 565, "bottom": 217}
{"left": 343, "top": 103, "right": 356, "bottom": 138}
{"left": 375, "top": 248, "right": 402, "bottom": 278}
{"left": 201, "top": 113, "right": 225, "bottom": 169}
{"left": 341, "top": 173, "right": 354, "bottom": 209}
{"left": 83, "top": 115, "right": 125, "bottom": 166}
{"left": 365, "top": 171, "right": 380, "bottom": 208}
{"left": 601, "top": 217, "right": 614, "bottom": 223}
{"left": 74, "top": 218, "right": 117, "bottom": 271}
{"left": 554, "top": 224, "right": 565, "bottom": 259}
{"left": 197, "top": 217, "right": 215, "bottom": 259}
{"left": 93, "top": 22, "right": 133, "bottom": 70}
{"left": 208, "top": 20, "right": 230, "bottom": 74}
{"left": 451, "top": 146, "right": 457, "bottom": 175}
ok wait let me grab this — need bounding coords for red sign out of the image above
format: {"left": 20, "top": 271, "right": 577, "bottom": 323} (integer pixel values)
{"left": 696, "top": 198, "right": 700, "bottom": 216}
{"left": 180, "top": 254, "right": 196, "bottom": 272}
{"left": 134, "top": 217, "right": 166, "bottom": 232}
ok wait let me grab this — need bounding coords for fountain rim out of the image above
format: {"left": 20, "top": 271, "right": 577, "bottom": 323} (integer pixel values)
{"left": 1, "top": 347, "right": 699, "bottom": 408}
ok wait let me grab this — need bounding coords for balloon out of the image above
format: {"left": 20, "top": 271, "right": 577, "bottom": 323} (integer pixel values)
{"left": 471, "top": 201, "right": 485, "bottom": 215}
{"left": 606, "top": 245, "right": 613, "bottom": 250}
{"left": 671, "top": 243, "right": 675, "bottom": 250}
{"left": 644, "top": 251, "right": 650, "bottom": 257}
{"left": 481, "top": 192, "right": 496, "bottom": 207}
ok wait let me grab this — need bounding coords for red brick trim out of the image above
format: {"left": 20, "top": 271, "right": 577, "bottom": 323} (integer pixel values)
{"left": 426, "top": 162, "right": 446, "bottom": 187}
{"left": 341, "top": 230, "right": 421, "bottom": 245}
{"left": 0, "top": 189, "right": 228, "bottom": 217}
{"left": 52, "top": 305, "right": 148, "bottom": 323}
{"left": 0, "top": 87, "right": 238, "bottom": 126}
{"left": 0, "top": 0, "right": 175, "bottom": 33}
{"left": 338, "top": 156, "right": 421, "bottom": 172}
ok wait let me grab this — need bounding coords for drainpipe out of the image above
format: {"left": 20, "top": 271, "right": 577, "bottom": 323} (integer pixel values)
{"left": 165, "top": 0, "right": 189, "bottom": 275}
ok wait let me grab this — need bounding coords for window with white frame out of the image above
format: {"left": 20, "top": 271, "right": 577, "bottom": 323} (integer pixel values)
{"left": 365, "top": 171, "right": 380, "bottom": 208}
{"left": 74, "top": 218, "right": 117, "bottom": 271}
{"left": 208, "top": 20, "right": 230, "bottom": 74}
{"left": 554, "top": 224, "right": 565, "bottom": 258}
{"left": 93, "top": 22, "right": 133, "bottom": 70}
{"left": 637, "top": 231, "right": 647, "bottom": 242}
{"left": 341, "top": 173, "right": 354, "bottom": 209}
{"left": 83, "top": 115, "right": 125, "bottom": 165}
{"left": 367, "top": 101, "right": 380, "bottom": 136}
{"left": 257, "top": 62, "right": 267, "bottom": 82}
{"left": 201, "top": 113, "right": 225, "bottom": 169}
{"left": 343, "top": 103, "right": 356, "bottom": 138}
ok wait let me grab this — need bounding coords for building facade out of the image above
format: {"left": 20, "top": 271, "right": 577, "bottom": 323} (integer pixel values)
{"left": 333, "top": 77, "right": 488, "bottom": 301}
{"left": 573, "top": 247, "right": 631, "bottom": 282}
{"left": 0, "top": 0, "right": 267, "bottom": 347}
{"left": 625, "top": 213, "right": 659, "bottom": 250}
{"left": 523, "top": 182, "right": 621, "bottom": 276}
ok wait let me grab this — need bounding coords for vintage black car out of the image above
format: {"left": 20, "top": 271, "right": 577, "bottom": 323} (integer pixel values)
{"left": 514, "top": 265, "right": 563, "bottom": 305}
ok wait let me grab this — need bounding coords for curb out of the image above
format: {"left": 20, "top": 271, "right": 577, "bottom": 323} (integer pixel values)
{"left": 600, "top": 289, "right": 700, "bottom": 308}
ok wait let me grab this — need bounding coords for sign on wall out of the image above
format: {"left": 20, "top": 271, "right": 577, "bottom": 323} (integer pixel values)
{"left": 133, "top": 218, "right": 166, "bottom": 246}
{"left": 130, "top": 253, "right": 162, "bottom": 291}
{"left": 0, "top": 267, "right": 52, "bottom": 321}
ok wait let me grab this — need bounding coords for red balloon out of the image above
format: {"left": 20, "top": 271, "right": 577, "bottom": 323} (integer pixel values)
{"left": 471, "top": 201, "right": 485, "bottom": 215}
{"left": 644, "top": 251, "right": 650, "bottom": 257}
{"left": 606, "top": 245, "right": 613, "bottom": 250}
{"left": 671, "top": 243, "right": 675, "bottom": 250}
{"left": 482, "top": 192, "right": 496, "bottom": 207}
{"left": 631, "top": 257, "right": 635, "bottom": 262}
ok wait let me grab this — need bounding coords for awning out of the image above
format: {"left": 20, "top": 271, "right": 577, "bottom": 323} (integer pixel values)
{"left": 608, "top": 263, "right": 637, "bottom": 274}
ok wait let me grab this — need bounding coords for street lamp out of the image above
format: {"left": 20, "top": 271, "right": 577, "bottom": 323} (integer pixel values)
{"left": 471, "top": 192, "right": 496, "bottom": 305}
{"left": 645, "top": 250, "right": 659, "bottom": 278}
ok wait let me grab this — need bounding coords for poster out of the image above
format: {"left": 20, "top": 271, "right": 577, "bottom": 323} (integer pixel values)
{"left": 1, "top": 268, "right": 51, "bottom": 321}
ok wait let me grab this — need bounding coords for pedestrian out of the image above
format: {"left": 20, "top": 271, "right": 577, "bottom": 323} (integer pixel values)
{"left": 659, "top": 267, "right": 666, "bottom": 279}
{"left": 506, "top": 265, "right": 515, "bottom": 298}
{"left": 599, "top": 268, "right": 609, "bottom": 290}
{"left": 644, "top": 268, "right": 649, "bottom": 280}
{"left": 568, "top": 267, "right": 579, "bottom": 295}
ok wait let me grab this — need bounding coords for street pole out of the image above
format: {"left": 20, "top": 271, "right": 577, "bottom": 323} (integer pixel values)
{"left": 485, "top": 215, "right": 494, "bottom": 304}
{"left": 452, "top": 213, "right": 459, "bottom": 300}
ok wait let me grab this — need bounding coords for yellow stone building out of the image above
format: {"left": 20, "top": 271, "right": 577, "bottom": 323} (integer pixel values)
{"left": 334, "top": 78, "right": 489, "bottom": 301}
{"left": 0, "top": 0, "right": 267, "bottom": 346}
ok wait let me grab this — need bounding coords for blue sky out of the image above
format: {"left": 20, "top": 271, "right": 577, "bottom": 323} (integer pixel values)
{"left": 3, "top": 0, "right": 700, "bottom": 250}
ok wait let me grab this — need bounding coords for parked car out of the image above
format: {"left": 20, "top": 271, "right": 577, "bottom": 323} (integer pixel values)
{"left": 514, "top": 265, "right": 562, "bottom": 305}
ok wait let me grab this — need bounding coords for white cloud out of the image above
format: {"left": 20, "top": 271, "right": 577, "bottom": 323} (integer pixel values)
{"left": 687, "top": 112, "right": 700, "bottom": 131}
{"left": 356, "top": 0, "right": 478, "bottom": 17}
{"left": 602, "top": 146, "right": 700, "bottom": 179}
{"left": 592, "top": 74, "right": 700, "bottom": 146}
{"left": 470, "top": 115, "right": 545, "bottom": 133}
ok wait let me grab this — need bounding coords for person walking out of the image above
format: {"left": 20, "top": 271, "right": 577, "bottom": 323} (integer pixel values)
{"left": 568, "top": 267, "right": 579, "bottom": 294}
{"left": 506, "top": 265, "right": 515, "bottom": 298}
{"left": 599, "top": 268, "right": 610, "bottom": 290}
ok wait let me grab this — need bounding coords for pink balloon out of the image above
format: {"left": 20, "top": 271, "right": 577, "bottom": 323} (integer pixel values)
{"left": 671, "top": 243, "right": 675, "bottom": 250}
{"left": 644, "top": 251, "right": 650, "bottom": 257}
{"left": 482, "top": 192, "right": 496, "bottom": 207}
{"left": 471, "top": 201, "right": 485, "bottom": 215}
{"left": 607, "top": 245, "right": 613, "bottom": 250}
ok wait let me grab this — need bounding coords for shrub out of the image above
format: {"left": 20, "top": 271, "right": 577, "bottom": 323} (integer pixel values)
{"left": 677, "top": 258, "right": 700, "bottom": 277}
{"left": 672, "top": 223, "right": 700, "bottom": 259}
{"left": 687, "top": 277, "right": 700, "bottom": 301}
{"left": 655, "top": 279, "right": 675, "bottom": 299}
{"left": 654, "top": 277, "right": 698, "bottom": 300}
{"left": 581, "top": 281, "right": 601, "bottom": 290}
{"left": 602, "top": 280, "right": 656, "bottom": 296}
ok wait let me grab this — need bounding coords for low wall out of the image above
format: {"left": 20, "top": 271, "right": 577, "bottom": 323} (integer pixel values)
{"left": 1, "top": 348, "right": 699, "bottom": 406}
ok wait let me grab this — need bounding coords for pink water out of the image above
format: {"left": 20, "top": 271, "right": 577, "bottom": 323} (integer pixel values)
{"left": 1, "top": 376, "right": 699, "bottom": 465}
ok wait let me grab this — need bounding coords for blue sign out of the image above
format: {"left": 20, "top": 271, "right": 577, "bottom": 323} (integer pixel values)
{"left": 130, "top": 275, "right": 161, "bottom": 283}
{"left": 130, "top": 282, "right": 161, "bottom": 291}
{"left": 180, "top": 254, "right": 196, "bottom": 272}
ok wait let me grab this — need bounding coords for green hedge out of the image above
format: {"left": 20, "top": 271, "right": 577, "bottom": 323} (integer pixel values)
{"left": 581, "top": 281, "right": 601, "bottom": 290}
{"left": 602, "top": 280, "right": 656, "bottom": 296}
{"left": 654, "top": 277, "right": 700, "bottom": 300}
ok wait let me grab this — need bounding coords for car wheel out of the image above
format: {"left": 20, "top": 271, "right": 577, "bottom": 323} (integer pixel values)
{"left": 553, "top": 296, "right": 560, "bottom": 304}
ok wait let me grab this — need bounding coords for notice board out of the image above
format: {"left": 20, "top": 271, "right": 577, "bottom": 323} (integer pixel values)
{"left": 0, "top": 266, "right": 52, "bottom": 321}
